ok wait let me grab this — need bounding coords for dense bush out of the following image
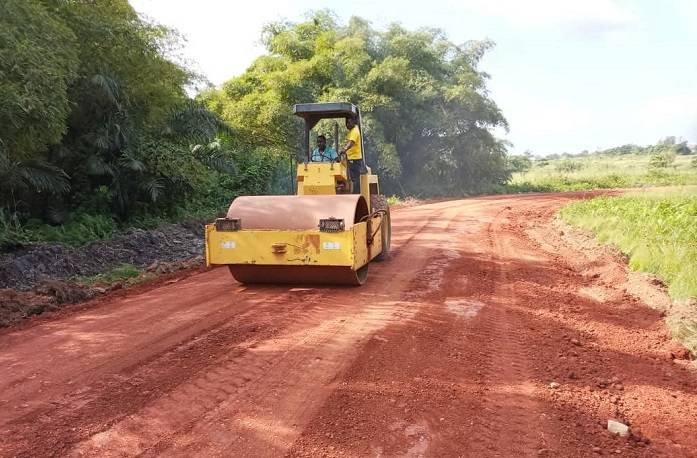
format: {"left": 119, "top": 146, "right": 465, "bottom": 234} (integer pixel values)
{"left": 507, "top": 155, "right": 533, "bottom": 173}
{"left": 554, "top": 159, "right": 583, "bottom": 173}
{"left": 0, "top": 0, "right": 78, "bottom": 162}
{"left": 0, "top": 0, "right": 285, "bottom": 248}
{"left": 649, "top": 151, "right": 677, "bottom": 169}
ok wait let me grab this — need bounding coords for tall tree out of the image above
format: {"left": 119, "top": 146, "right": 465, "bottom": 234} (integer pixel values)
{"left": 0, "top": 1, "right": 79, "bottom": 213}
{"left": 0, "top": 0, "right": 78, "bottom": 162}
{"left": 202, "top": 12, "right": 509, "bottom": 195}
{"left": 1, "top": 0, "right": 235, "bottom": 224}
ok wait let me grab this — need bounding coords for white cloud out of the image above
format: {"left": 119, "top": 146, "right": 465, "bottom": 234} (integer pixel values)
{"left": 454, "top": 0, "right": 635, "bottom": 31}
{"left": 494, "top": 92, "right": 597, "bottom": 153}
{"left": 638, "top": 95, "right": 697, "bottom": 121}
{"left": 128, "top": 1, "right": 696, "bottom": 152}
{"left": 130, "top": 0, "right": 319, "bottom": 85}
{"left": 634, "top": 94, "right": 697, "bottom": 141}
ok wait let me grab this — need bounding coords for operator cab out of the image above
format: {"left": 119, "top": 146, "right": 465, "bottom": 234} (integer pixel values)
{"left": 293, "top": 102, "right": 367, "bottom": 194}
{"left": 293, "top": 102, "right": 365, "bottom": 163}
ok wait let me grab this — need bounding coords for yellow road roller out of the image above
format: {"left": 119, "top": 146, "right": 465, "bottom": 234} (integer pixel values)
{"left": 204, "top": 102, "right": 391, "bottom": 285}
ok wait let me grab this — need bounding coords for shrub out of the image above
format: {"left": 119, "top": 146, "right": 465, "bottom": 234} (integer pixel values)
{"left": 554, "top": 159, "right": 583, "bottom": 173}
{"left": 649, "top": 151, "right": 676, "bottom": 169}
{"left": 507, "top": 155, "right": 533, "bottom": 173}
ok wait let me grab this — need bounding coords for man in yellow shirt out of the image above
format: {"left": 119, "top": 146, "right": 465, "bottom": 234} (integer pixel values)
{"left": 340, "top": 116, "right": 363, "bottom": 193}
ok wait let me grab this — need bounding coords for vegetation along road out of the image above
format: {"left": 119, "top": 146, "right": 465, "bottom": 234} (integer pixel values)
{"left": 2, "top": 194, "right": 696, "bottom": 457}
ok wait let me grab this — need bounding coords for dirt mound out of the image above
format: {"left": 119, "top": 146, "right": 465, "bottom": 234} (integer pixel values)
{"left": 0, "top": 220, "right": 205, "bottom": 290}
{"left": 0, "top": 289, "right": 56, "bottom": 327}
{"left": 0, "top": 279, "right": 106, "bottom": 327}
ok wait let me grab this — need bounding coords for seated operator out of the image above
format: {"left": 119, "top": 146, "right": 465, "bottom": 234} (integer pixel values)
{"left": 311, "top": 134, "right": 338, "bottom": 162}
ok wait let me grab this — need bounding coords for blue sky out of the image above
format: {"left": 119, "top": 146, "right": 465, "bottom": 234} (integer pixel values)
{"left": 129, "top": 0, "right": 697, "bottom": 155}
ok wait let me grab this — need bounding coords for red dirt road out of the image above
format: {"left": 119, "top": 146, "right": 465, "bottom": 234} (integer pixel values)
{"left": 1, "top": 194, "right": 696, "bottom": 457}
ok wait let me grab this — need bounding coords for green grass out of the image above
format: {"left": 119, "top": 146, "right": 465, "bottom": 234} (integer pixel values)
{"left": 0, "top": 198, "right": 222, "bottom": 249}
{"left": 76, "top": 264, "right": 141, "bottom": 285}
{"left": 561, "top": 187, "right": 697, "bottom": 352}
{"left": 19, "top": 213, "right": 117, "bottom": 246}
{"left": 387, "top": 195, "right": 421, "bottom": 207}
{"left": 510, "top": 153, "right": 697, "bottom": 192}
{"left": 387, "top": 195, "right": 402, "bottom": 206}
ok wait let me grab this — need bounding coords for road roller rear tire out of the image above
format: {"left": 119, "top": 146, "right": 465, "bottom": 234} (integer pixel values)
{"left": 229, "top": 264, "right": 369, "bottom": 286}
{"left": 371, "top": 195, "right": 391, "bottom": 261}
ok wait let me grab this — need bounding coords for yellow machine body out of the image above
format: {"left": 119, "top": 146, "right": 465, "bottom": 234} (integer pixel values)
{"left": 297, "top": 162, "right": 348, "bottom": 195}
{"left": 206, "top": 224, "right": 371, "bottom": 268}
{"left": 296, "top": 162, "right": 380, "bottom": 201}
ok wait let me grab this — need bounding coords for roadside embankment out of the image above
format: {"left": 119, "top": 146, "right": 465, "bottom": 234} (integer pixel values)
{"left": 0, "top": 220, "right": 206, "bottom": 327}
{"left": 560, "top": 188, "right": 697, "bottom": 354}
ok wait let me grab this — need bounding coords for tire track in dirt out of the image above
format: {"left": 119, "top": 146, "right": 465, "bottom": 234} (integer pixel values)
{"left": 1, "top": 287, "right": 309, "bottom": 457}
{"left": 514, "top": 198, "right": 697, "bottom": 457}
{"left": 63, "top": 201, "right": 477, "bottom": 457}
{"left": 1, "top": 273, "right": 253, "bottom": 404}
{"left": 462, "top": 206, "right": 560, "bottom": 456}
{"left": 286, "top": 194, "right": 694, "bottom": 457}
{"left": 287, "top": 200, "right": 503, "bottom": 456}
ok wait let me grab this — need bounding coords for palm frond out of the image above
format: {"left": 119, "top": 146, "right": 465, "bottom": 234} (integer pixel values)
{"left": 197, "top": 154, "right": 236, "bottom": 174}
{"left": 191, "top": 142, "right": 236, "bottom": 174}
{"left": 165, "top": 100, "right": 235, "bottom": 142}
{"left": 82, "top": 130, "right": 113, "bottom": 151}
{"left": 119, "top": 152, "right": 146, "bottom": 173}
{"left": 46, "top": 206, "right": 67, "bottom": 224}
{"left": 140, "top": 177, "right": 165, "bottom": 202}
{"left": 90, "top": 73, "right": 125, "bottom": 110}
{"left": 94, "top": 134, "right": 111, "bottom": 151}
{"left": 15, "top": 161, "right": 70, "bottom": 195}
{"left": 86, "top": 155, "right": 115, "bottom": 176}
{"left": 0, "top": 162, "right": 29, "bottom": 191}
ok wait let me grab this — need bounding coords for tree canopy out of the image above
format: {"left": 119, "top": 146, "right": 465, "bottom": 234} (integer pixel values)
{"left": 1, "top": 0, "right": 239, "bottom": 231}
{"left": 202, "top": 12, "right": 509, "bottom": 195}
{"left": 0, "top": 0, "right": 78, "bottom": 161}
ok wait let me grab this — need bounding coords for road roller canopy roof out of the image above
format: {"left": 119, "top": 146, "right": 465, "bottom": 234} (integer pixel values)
{"left": 293, "top": 102, "right": 360, "bottom": 130}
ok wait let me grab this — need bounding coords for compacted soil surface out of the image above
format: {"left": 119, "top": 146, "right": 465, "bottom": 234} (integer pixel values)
{"left": 1, "top": 194, "right": 695, "bottom": 457}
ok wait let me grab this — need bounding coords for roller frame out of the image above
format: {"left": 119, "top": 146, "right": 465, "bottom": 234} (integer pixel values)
{"left": 205, "top": 213, "right": 385, "bottom": 286}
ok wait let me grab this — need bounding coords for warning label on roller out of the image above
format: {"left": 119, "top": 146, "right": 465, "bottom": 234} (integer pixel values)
{"left": 323, "top": 241, "right": 341, "bottom": 250}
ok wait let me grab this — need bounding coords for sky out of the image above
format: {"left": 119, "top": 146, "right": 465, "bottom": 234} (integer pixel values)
{"left": 129, "top": 0, "right": 697, "bottom": 155}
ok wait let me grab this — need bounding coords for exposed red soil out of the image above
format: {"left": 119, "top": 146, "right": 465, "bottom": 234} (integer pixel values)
{"left": 0, "top": 259, "right": 207, "bottom": 331}
{"left": 1, "top": 193, "right": 695, "bottom": 457}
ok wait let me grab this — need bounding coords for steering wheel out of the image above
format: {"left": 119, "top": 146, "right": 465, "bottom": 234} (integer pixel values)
{"left": 313, "top": 151, "right": 336, "bottom": 162}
